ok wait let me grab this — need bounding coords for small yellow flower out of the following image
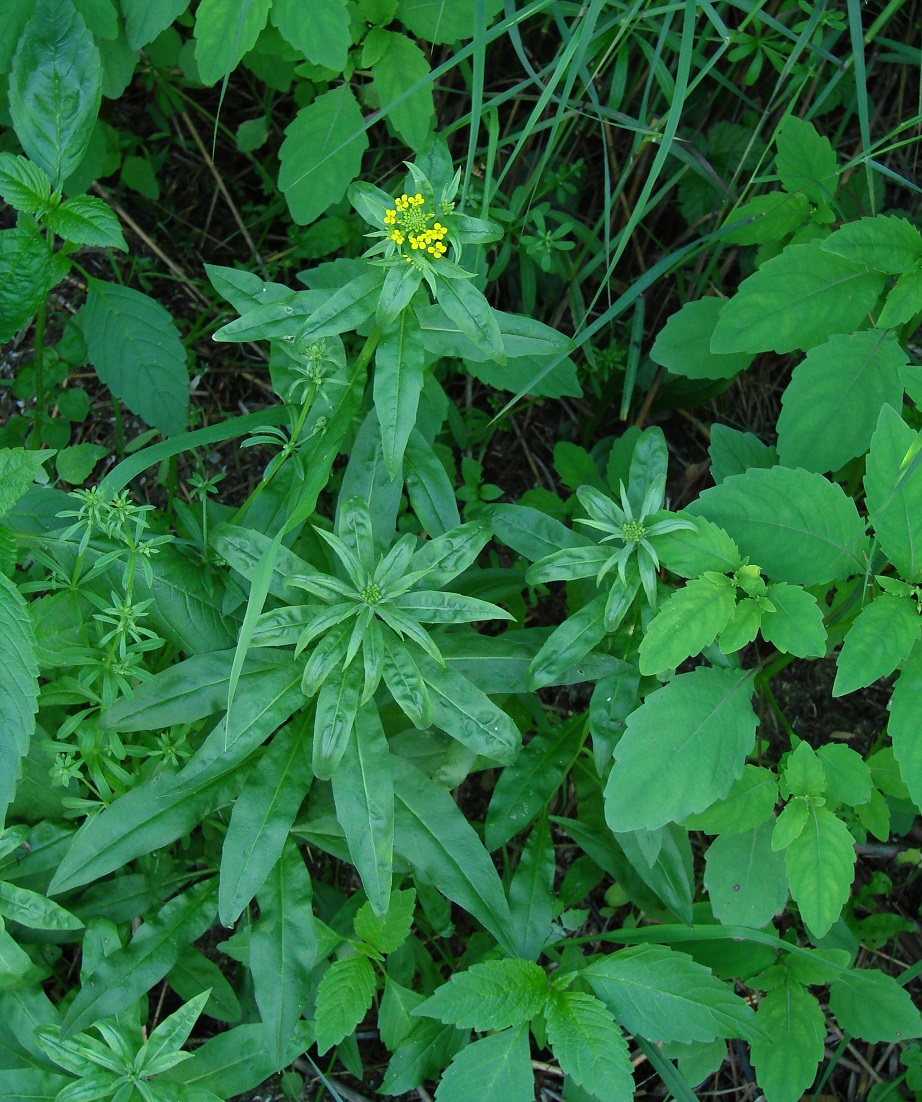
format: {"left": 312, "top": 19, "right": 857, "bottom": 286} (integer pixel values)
{"left": 381, "top": 192, "right": 450, "bottom": 263}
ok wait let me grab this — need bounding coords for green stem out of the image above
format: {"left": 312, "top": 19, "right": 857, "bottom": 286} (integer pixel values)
{"left": 28, "top": 296, "right": 48, "bottom": 449}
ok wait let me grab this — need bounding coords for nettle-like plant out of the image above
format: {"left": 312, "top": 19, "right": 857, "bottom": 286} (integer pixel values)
{"left": 4, "top": 5, "right": 922, "bottom": 1099}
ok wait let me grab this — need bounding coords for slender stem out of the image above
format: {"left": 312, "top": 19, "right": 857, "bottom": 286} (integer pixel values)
{"left": 28, "top": 297, "right": 48, "bottom": 449}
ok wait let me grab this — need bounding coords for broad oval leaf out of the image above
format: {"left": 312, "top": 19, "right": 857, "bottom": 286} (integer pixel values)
{"left": 82, "top": 279, "right": 188, "bottom": 437}
{"left": 605, "top": 667, "right": 758, "bottom": 832}
{"left": 193, "top": 0, "right": 270, "bottom": 85}
{"left": 688, "top": 465, "right": 868, "bottom": 585}
{"left": 828, "top": 968, "right": 922, "bottom": 1043}
{"left": 750, "top": 982, "right": 825, "bottom": 1102}
{"left": 864, "top": 405, "right": 922, "bottom": 582}
{"left": 434, "top": 1024, "right": 532, "bottom": 1102}
{"left": 784, "top": 805, "right": 856, "bottom": 937}
{"left": 889, "top": 641, "right": 922, "bottom": 811}
{"left": 638, "top": 577, "right": 736, "bottom": 675}
{"left": 834, "top": 594, "right": 920, "bottom": 697}
{"left": 703, "top": 821, "right": 788, "bottom": 928}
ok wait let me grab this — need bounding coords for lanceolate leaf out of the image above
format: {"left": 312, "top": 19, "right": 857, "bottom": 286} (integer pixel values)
{"left": 784, "top": 804, "right": 856, "bottom": 937}
{"left": 0, "top": 573, "right": 39, "bottom": 830}
{"left": 82, "top": 279, "right": 189, "bottom": 437}
{"left": 485, "top": 716, "right": 584, "bottom": 850}
{"left": 688, "top": 466, "right": 868, "bottom": 585}
{"left": 529, "top": 593, "right": 609, "bottom": 689}
{"left": 507, "top": 815, "right": 555, "bottom": 962}
{"left": 62, "top": 880, "right": 218, "bottom": 1037}
{"left": 604, "top": 667, "right": 758, "bottom": 832}
{"left": 375, "top": 311, "right": 427, "bottom": 478}
{"left": 749, "top": 982, "right": 824, "bottom": 1102}
{"left": 331, "top": 704, "right": 395, "bottom": 916}
{"left": 584, "top": 944, "right": 761, "bottom": 1044}
{"left": 218, "top": 717, "right": 313, "bottom": 925}
{"left": 392, "top": 757, "right": 516, "bottom": 956}
{"left": 9, "top": 0, "right": 102, "bottom": 187}
{"left": 544, "top": 989, "right": 634, "bottom": 1102}
{"left": 436, "top": 275, "right": 505, "bottom": 365}
{"left": 250, "top": 842, "right": 318, "bottom": 1069}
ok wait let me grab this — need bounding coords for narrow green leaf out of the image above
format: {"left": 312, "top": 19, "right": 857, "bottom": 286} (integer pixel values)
{"left": 508, "top": 815, "right": 555, "bottom": 961}
{"left": 436, "top": 275, "right": 505, "bottom": 364}
{"left": 250, "top": 842, "right": 317, "bottom": 1068}
{"left": 331, "top": 705, "right": 394, "bottom": 916}
{"left": 889, "top": 640, "right": 922, "bottom": 810}
{"left": 404, "top": 430, "right": 461, "bottom": 536}
{"left": 9, "top": 0, "right": 102, "bottom": 187}
{"left": 82, "top": 279, "right": 188, "bottom": 437}
{"left": 0, "top": 882, "right": 83, "bottom": 932}
{"left": 0, "top": 573, "right": 39, "bottom": 830}
{"left": 529, "top": 593, "right": 609, "bottom": 689}
{"left": 392, "top": 757, "right": 515, "bottom": 956}
{"left": 485, "top": 716, "right": 583, "bottom": 850}
{"left": 218, "top": 716, "right": 313, "bottom": 925}
{"left": 62, "top": 880, "right": 217, "bottom": 1037}
{"left": 376, "top": 309, "right": 426, "bottom": 478}
{"left": 604, "top": 667, "right": 758, "bottom": 832}
{"left": 312, "top": 660, "right": 363, "bottom": 780}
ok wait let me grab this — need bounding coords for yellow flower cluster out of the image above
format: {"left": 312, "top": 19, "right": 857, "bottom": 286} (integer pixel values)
{"left": 383, "top": 193, "right": 448, "bottom": 261}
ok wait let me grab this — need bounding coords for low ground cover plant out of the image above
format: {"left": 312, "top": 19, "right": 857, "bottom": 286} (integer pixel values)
{"left": 2, "top": 1, "right": 922, "bottom": 1100}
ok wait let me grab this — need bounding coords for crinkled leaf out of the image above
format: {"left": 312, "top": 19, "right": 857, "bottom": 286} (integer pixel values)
{"left": 544, "top": 989, "right": 634, "bottom": 1102}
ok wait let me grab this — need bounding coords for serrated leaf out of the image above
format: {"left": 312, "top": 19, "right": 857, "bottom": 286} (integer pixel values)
{"left": 371, "top": 31, "right": 434, "bottom": 151}
{"left": 434, "top": 1024, "right": 532, "bottom": 1102}
{"left": 250, "top": 842, "right": 317, "bottom": 1068}
{"left": 314, "top": 955, "right": 376, "bottom": 1054}
{"left": 9, "top": 0, "right": 102, "bottom": 187}
{"left": 816, "top": 744, "right": 871, "bottom": 808}
{"left": 122, "top": 0, "right": 190, "bottom": 49}
{"left": 0, "top": 573, "right": 39, "bottom": 830}
{"left": 829, "top": 968, "right": 922, "bottom": 1042}
{"left": 703, "top": 821, "right": 788, "bottom": 928}
{"left": 750, "top": 981, "right": 824, "bottom": 1102}
{"left": 777, "top": 331, "right": 908, "bottom": 473}
{"left": 889, "top": 641, "right": 922, "bottom": 811}
{"left": 584, "top": 944, "right": 761, "bottom": 1044}
{"left": 821, "top": 214, "right": 922, "bottom": 274}
{"left": 279, "top": 86, "right": 368, "bottom": 225}
{"left": 82, "top": 279, "right": 188, "bottom": 437}
{"left": 0, "top": 153, "right": 51, "bottom": 214}
{"left": 544, "top": 989, "right": 634, "bottom": 1101}
{"left": 878, "top": 268, "right": 922, "bottom": 329}
{"left": 834, "top": 593, "right": 920, "bottom": 696}
{"left": 683, "top": 764, "right": 778, "bottom": 835}
{"left": 775, "top": 116, "right": 838, "bottom": 204}
{"left": 354, "top": 887, "right": 415, "bottom": 954}
{"left": 650, "top": 297, "right": 752, "bottom": 380}
{"left": 193, "top": 0, "right": 270, "bottom": 84}
{"left": 688, "top": 466, "right": 868, "bottom": 586}
{"left": 392, "top": 757, "right": 515, "bottom": 956}
{"left": 416, "top": 959, "right": 547, "bottom": 1030}
{"left": 62, "top": 880, "right": 217, "bottom": 1037}
{"left": 0, "top": 225, "right": 53, "bottom": 343}
{"left": 655, "top": 515, "right": 741, "bottom": 578}
{"left": 604, "top": 667, "right": 758, "bottom": 832}
{"left": 708, "top": 424, "right": 778, "bottom": 485}
{"left": 710, "top": 244, "right": 885, "bottom": 355}
{"left": 0, "top": 449, "right": 51, "bottom": 518}
{"left": 638, "top": 577, "right": 736, "bottom": 674}
{"left": 784, "top": 805, "right": 856, "bottom": 937}
{"left": 218, "top": 717, "right": 313, "bottom": 925}
{"left": 865, "top": 405, "right": 922, "bottom": 581}
{"left": 46, "top": 195, "right": 127, "bottom": 250}
{"left": 270, "top": 0, "right": 350, "bottom": 72}
{"left": 759, "top": 583, "right": 827, "bottom": 658}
